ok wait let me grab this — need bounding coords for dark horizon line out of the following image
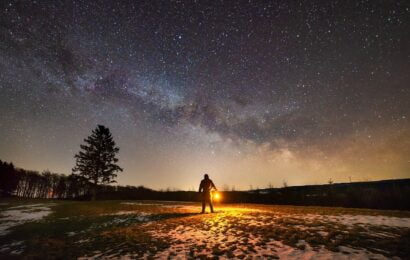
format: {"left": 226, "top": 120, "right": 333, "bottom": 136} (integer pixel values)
{"left": 1, "top": 158, "right": 408, "bottom": 192}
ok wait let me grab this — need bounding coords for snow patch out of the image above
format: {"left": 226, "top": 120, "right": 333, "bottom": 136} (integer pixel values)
{"left": 0, "top": 241, "right": 24, "bottom": 251}
{"left": 271, "top": 240, "right": 391, "bottom": 260}
{"left": 327, "top": 214, "right": 410, "bottom": 228}
{"left": 295, "top": 213, "right": 410, "bottom": 228}
{"left": 0, "top": 204, "right": 53, "bottom": 236}
{"left": 151, "top": 224, "right": 391, "bottom": 259}
{"left": 101, "top": 211, "right": 151, "bottom": 217}
{"left": 66, "top": 231, "right": 77, "bottom": 237}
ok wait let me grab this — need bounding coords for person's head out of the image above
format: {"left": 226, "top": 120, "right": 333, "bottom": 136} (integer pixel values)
{"left": 204, "top": 174, "right": 209, "bottom": 180}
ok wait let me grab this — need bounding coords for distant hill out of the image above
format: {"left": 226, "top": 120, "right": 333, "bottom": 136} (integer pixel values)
{"left": 230, "top": 178, "right": 410, "bottom": 210}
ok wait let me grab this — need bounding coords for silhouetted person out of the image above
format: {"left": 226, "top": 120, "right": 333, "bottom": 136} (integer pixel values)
{"left": 199, "top": 174, "right": 217, "bottom": 213}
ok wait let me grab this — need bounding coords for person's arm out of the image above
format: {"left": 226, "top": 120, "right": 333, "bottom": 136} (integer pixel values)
{"left": 199, "top": 181, "right": 203, "bottom": 192}
{"left": 211, "top": 180, "right": 217, "bottom": 191}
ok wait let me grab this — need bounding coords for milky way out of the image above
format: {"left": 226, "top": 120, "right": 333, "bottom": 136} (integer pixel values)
{"left": 0, "top": 0, "right": 409, "bottom": 189}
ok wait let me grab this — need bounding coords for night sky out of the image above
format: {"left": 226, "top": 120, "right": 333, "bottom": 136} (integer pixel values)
{"left": 0, "top": 0, "right": 409, "bottom": 190}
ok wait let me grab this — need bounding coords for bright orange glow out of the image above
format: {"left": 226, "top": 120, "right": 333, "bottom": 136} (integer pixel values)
{"left": 213, "top": 191, "right": 221, "bottom": 201}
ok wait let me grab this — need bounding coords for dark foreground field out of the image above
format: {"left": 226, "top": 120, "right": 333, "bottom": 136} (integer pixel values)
{"left": 0, "top": 200, "right": 409, "bottom": 259}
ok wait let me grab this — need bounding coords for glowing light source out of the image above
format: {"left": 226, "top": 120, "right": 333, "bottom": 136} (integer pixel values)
{"left": 213, "top": 191, "right": 221, "bottom": 201}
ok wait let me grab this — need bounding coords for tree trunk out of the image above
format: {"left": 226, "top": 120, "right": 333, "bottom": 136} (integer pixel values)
{"left": 91, "top": 179, "right": 98, "bottom": 201}
{"left": 91, "top": 188, "right": 97, "bottom": 200}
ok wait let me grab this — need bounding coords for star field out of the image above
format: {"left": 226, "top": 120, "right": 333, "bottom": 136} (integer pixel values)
{"left": 0, "top": 0, "right": 409, "bottom": 189}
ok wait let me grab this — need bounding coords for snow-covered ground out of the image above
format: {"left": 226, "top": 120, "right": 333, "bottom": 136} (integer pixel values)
{"left": 0, "top": 203, "right": 54, "bottom": 236}
{"left": 1, "top": 201, "right": 409, "bottom": 259}
{"left": 323, "top": 214, "right": 410, "bottom": 228}
{"left": 146, "top": 204, "right": 409, "bottom": 259}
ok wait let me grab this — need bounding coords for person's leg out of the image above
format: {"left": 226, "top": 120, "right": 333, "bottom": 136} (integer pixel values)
{"left": 210, "top": 199, "right": 214, "bottom": 213}
{"left": 201, "top": 199, "right": 205, "bottom": 213}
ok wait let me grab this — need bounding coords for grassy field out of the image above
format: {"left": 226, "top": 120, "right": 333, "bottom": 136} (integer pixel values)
{"left": 0, "top": 199, "right": 409, "bottom": 259}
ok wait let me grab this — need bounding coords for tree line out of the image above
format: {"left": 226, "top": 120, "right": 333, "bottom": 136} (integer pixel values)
{"left": 0, "top": 159, "right": 158, "bottom": 200}
{"left": 0, "top": 124, "right": 123, "bottom": 200}
{"left": 0, "top": 160, "right": 91, "bottom": 199}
